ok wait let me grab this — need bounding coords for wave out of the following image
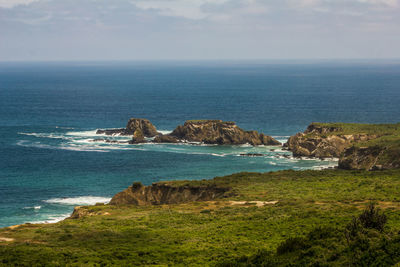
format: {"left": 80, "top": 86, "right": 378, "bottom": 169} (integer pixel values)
{"left": 65, "top": 130, "right": 100, "bottom": 137}
{"left": 23, "top": 206, "right": 41, "bottom": 210}
{"left": 30, "top": 213, "right": 72, "bottom": 224}
{"left": 43, "top": 196, "right": 111, "bottom": 205}
{"left": 158, "top": 130, "right": 172, "bottom": 135}
{"left": 18, "top": 132, "right": 71, "bottom": 140}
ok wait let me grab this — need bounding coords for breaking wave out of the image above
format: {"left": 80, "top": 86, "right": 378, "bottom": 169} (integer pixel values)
{"left": 44, "top": 196, "right": 111, "bottom": 205}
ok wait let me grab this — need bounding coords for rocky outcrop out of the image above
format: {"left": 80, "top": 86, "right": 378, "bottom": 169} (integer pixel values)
{"left": 155, "top": 120, "right": 281, "bottom": 146}
{"left": 96, "top": 118, "right": 158, "bottom": 137}
{"left": 339, "top": 145, "right": 400, "bottom": 170}
{"left": 129, "top": 129, "right": 145, "bottom": 144}
{"left": 285, "top": 122, "right": 400, "bottom": 170}
{"left": 153, "top": 135, "right": 179, "bottom": 143}
{"left": 284, "top": 123, "right": 378, "bottom": 158}
{"left": 109, "top": 182, "right": 231, "bottom": 206}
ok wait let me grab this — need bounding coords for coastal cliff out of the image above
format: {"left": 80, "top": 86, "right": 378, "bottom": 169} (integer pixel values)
{"left": 285, "top": 122, "right": 400, "bottom": 170}
{"left": 109, "top": 181, "right": 231, "bottom": 205}
{"left": 284, "top": 123, "right": 378, "bottom": 158}
{"left": 154, "top": 120, "right": 281, "bottom": 146}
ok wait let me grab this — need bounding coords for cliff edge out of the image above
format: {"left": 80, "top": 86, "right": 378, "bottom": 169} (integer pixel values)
{"left": 285, "top": 122, "right": 400, "bottom": 170}
{"left": 109, "top": 181, "right": 231, "bottom": 205}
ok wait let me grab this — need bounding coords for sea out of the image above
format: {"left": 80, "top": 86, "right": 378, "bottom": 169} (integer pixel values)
{"left": 1, "top": 60, "right": 400, "bottom": 228}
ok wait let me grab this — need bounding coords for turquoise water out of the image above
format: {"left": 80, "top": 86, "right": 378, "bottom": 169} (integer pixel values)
{"left": 1, "top": 61, "right": 400, "bottom": 227}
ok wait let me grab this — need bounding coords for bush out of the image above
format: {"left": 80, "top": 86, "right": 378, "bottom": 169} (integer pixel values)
{"left": 276, "top": 237, "right": 309, "bottom": 255}
{"left": 131, "top": 182, "right": 143, "bottom": 190}
{"left": 358, "top": 203, "right": 387, "bottom": 232}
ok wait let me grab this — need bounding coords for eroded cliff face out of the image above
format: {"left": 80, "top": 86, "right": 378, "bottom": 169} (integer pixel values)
{"left": 339, "top": 145, "right": 400, "bottom": 171}
{"left": 154, "top": 120, "right": 281, "bottom": 146}
{"left": 285, "top": 122, "right": 400, "bottom": 170}
{"left": 109, "top": 182, "right": 231, "bottom": 206}
{"left": 96, "top": 118, "right": 158, "bottom": 137}
{"left": 285, "top": 123, "right": 378, "bottom": 158}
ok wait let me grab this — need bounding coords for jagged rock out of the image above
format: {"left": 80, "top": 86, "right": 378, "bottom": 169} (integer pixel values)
{"left": 129, "top": 129, "right": 146, "bottom": 144}
{"left": 240, "top": 153, "right": 265, "bottom": 157}
{"left": 125, "top": 118, "right": 158, "bottom": 137}
{"left": 96, "top": 128, "right": 126, "bottom": 135}
{"left": 109, "top": 182, "right": 231, "bottom": 205}
{"left": 161, "top": 120, "right": 281, "bottom": 146}
{"left": 285, "top": 123, "right": 378, "bottom": 158}
{"left": 96, "top": 118, "right": 158, "bottom": 137}
{"left": 339, "top": 145, "right": 400, "bottom": 170}
{"left": 90, "top": 138, "right": 129, "bottom": 144}
{"left": 153, "top": 135, "right": 179, "bottom": 143}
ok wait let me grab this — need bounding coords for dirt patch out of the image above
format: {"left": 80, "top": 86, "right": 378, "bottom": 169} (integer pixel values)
{"left": 0, "top": 237, "right": 14, "bottom": 242}
{"left": 229, "top": 201, "right": 278, "bottom": 207}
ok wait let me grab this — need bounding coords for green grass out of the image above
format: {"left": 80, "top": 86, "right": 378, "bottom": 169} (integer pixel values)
{"left": 2, "top": 169, "right": 400, "bottom": 266}
{"left": 311, "top": 122, "right": 400, "bottom": 136}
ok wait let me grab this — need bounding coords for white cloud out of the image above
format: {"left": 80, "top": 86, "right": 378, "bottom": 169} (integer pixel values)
{"left": 0, "top": 0, "right": 39, "bottom": 8}
{"left": 132, "top": 0, "right": 230, "bottom": 19}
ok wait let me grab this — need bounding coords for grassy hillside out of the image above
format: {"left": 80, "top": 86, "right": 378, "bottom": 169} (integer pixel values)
{"left": 310, "top": 122, "right": 400, "bottom": 136}
{"left": 1, "top": 169, "right": 400, "bottom": 266}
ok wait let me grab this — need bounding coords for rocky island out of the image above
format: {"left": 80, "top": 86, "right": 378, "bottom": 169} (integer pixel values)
{"left": 154, "top": 120, "right": 281, "bottom": 146}
{"left": 285, "top": 122, "right": 400, "bottom": 170}
{"left": 96, "top": 118, "right": 281, "bottom": 146}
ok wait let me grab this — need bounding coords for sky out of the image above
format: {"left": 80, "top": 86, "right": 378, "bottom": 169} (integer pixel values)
{"left": 0, "top": 0, "right": 399, "bottom": 61}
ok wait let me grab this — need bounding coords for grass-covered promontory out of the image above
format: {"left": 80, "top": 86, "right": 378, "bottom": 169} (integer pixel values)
{"left": 285, "top": 122, "right": 400, "bottom": 170}
{"left": 2, "top": 169, "right": 400, "bottom": 266}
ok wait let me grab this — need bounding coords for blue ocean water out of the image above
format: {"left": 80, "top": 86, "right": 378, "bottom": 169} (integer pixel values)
{"left": 1, "top": 61, "right": 400, "bottom": 227}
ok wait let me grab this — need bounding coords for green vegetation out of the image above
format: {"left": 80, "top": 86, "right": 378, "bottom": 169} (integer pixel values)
{"left": 2, "top": 169, "right": 400, "bottom": 266}
{"left": 311, "top": 122, "right": 400, "bottom": 136}
{"left": 221, "top": 203, "right": 400, "bottom": 266}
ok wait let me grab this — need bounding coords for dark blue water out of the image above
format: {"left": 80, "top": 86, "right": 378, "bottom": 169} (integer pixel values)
{"left": 1, "top": 61, "right": 400, "bottom": 227}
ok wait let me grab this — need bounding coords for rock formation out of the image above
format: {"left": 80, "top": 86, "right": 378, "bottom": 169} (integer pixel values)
{"left": 285, "top": 122, "right": 400, "bottom": 170}
{"left": 109, "top": 182, "right": 231, "bottom": 205}
{"left": 284, "top": 123, "right": 377, "bottom": 158}
{"left": 154, "top": 120, "right": 281, "bottom": 146}
{"left": 96, "top": 118, "right": 158, "bottom": 137}
{"left": 129, "top": 129, "right": 145, "bottom": 144}
{"left": 339, "top": 145, "right": 400, "bottom": 171}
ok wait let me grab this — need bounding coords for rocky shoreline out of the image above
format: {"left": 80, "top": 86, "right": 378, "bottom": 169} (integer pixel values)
{"left": 95, "top": 118, "right": 400, "bottom": 171}
{"left": 284, "top": 122, "right": 400, "bottom": 170}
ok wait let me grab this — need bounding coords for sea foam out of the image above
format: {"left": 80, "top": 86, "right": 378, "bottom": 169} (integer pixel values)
{"left": 44, "top": 196, "right": 111, "bottom": 205}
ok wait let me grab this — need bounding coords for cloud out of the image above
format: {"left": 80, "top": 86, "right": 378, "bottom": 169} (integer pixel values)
{"left": 132, "top": 0, "right": 230, "bottom": 19}
{"left": 0, "top": 0, "right": 39, "bottom": 8}
{"left": 0, "top": 0, "right": 399, "bottom": 60}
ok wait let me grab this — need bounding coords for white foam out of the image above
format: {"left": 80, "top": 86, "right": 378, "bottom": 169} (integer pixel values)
{"left": 30, "top": 213, "right": 72, "bottom": 224}
{"left": 43, "top": 196, "right": 111, "bottom": 205}
{"left": 65, "top": 130, "right": 99, "bottom": 137}
{"left": 18, "top": 132, "right": 70, "bottom": 140}
{"left": 23, "top": 206, "right": 42, "bottom": 210}
{"left": 158, "top": 130, "right": 172, "bottom": 135}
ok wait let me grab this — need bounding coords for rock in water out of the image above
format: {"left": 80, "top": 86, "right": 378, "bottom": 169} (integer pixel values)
{"left": 159, "top": 120, "right": 281, "bottom": 146}
{"left": 96, "top": 118, "right": 158, "bottom": 137}
{"left": 129, "top": 129, "right": 145, "bottom": 144}
{"left": 153, "top": 134, "right": 179, "bottom": 143}
{"left": 109, "top": 182, "right": 231, "bottom": 205}
{"left": 125, "top": 118, "right": 158, "bottom": 137}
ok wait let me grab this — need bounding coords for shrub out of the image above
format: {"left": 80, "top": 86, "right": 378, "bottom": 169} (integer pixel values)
{"left": 276, "top": 237, "right": 309, "bottom": 255}
{"left": 131, "top": 182, "right": 143, "bottom": 190}
{"left": 358, "top": 203, "right": 387, "bottom": 232}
